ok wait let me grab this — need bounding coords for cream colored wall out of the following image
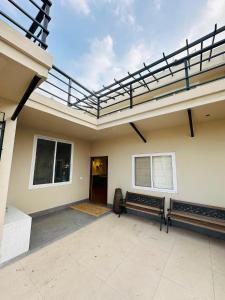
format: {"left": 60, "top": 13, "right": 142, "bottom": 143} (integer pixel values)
{"left": 91, "top": 119, "right": 225, "bottom": 209}
{"left": 7, "top": 125, "right": 91, "bottom": 214}
{"left": 0, "top": 99, "right": 17, "bottom": 250}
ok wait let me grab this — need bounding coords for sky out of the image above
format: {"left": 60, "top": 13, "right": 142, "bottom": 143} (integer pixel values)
{"left": 1, "top": 0, "right": 225, "bottom": 90}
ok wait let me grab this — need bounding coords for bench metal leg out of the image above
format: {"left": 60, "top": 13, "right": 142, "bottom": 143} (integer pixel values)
{"left": 167, "top": 217, "right": 172, "bottom": 233}
{"left": 160, "top": 214, "right": 163, "bottom": 231}
{"left": 167, "top": 216, "right": 170, "bottom": 233}
{"left": 164, "top": 214, "right": 166, "bottom": 225}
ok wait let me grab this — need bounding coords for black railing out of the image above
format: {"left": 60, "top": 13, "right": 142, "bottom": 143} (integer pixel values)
{"left": 38, "top": 65, "right": 99, "bottom": 117}
{"left": 38, "top": 24, "right": 225, "bottom": 119}
{"left": 0, "top": 0, "right": 52, "bottom": 49}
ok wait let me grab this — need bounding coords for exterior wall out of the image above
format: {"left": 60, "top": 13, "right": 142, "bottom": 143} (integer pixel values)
{"left": 0, "top": 99, "right": 17, "bottom": 249}
{"left": 91, "top": 119, "right": 225, "bottom": 209}
{"left": 7, "top": 125, "right": 91, "bottom": 214}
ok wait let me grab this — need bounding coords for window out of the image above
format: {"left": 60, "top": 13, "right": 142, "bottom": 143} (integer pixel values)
{"left": 132, "top": 153, "right": 177, "bottom": 193}
{"left": 30, "top": 136, "right": 73, "bottom": 188}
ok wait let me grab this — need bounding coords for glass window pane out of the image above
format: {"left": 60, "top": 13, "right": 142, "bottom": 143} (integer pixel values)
{"left": 152, "top": 155, "right": 173, "bottom": 190}
{"left": 135, "top": 156, "right": 151, "bottom": 187}
{"left": 54, "top": 142, "right": 72, "bottom": 183}
{"left": 33, "top": 139, "right": 55, "bottom": 185}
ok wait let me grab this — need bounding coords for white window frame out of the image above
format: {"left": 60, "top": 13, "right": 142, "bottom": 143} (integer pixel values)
{"left": 132, "top": 152, "right": 177, "bottom": 193}
{"left": 29, "top": 135, "right": 73, "bottom": 189}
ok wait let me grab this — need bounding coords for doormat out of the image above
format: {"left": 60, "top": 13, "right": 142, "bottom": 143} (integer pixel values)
{"left": 70, "top": 202, "right": 111, "bottom": 217}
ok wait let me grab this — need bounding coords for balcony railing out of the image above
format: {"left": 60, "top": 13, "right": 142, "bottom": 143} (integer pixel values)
{"left": 37, "top": 24, "right": 225, "bottom": 119}
{"left": 0, "top": 0, "right": 52, "bottom": 49}
{"left": 38, "top": 65, "right": 99, "bottom": 117}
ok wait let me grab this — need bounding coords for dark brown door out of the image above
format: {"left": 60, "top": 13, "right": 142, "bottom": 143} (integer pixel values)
{"left": 89, "top": 156, "right": 108, "bottom": 205}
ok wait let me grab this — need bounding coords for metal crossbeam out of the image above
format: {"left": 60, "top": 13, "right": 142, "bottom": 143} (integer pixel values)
{"left": 130, "top": 122, "right": 147, "bottom": 143}
{"left": 114, "top": 79, "right": 130, "bottom": 95}
{"left": 208, "top": 24, "right": 217, "bottom": 61}
{"left": 200, "top": 41, "right": 203, "bottom": 71}
{"left": 11, "top": 76, "right": 41, "bottom": 120}
{"left": 187, "top": 109, "right": 194, "bottom": 137}
{"left": 186, "top": 39, "right": 191, "bottom": 69}
{"left": 143, "top": 63, "right": 159, "bottom": 82}
{"left": 128, "top": 72, "right": 150, "bottom": 92}
{"left": 163, "top": 52, "right": 173, "bottom": 76}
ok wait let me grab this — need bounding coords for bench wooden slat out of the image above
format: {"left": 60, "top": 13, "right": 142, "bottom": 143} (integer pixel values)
{"left": 170, "top": 211, "right": 225, "bottom": 226}
{"left": 126, "top": 201, "right": 161, "bottom": 212}
{"left": 167, "top": 198, "right": 225, "bottom": 235}
{"left": 126, "top": 203, "right": 162, "bottom": 215}
{"left": 170, "top": 214, "right": 225, "bottom": 233}
{"left": 119, "top": 191, "right": 165, "bottom": 231}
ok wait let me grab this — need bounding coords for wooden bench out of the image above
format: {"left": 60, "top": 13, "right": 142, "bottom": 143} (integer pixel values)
{"left": 119, "top": 192, "right": 165, "bottom": 231}
{"left": 167, "top": 198, "right": 225, "bottom": 234}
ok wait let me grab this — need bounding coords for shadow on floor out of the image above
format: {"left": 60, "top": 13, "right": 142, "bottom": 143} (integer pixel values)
{"left": 30, "top": 208, "right": 96, "bottom": 250}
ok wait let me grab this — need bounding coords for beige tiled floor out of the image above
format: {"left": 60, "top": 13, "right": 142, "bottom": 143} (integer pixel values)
{"left": 0, "top": 213, "right": 225, "bottom": 300}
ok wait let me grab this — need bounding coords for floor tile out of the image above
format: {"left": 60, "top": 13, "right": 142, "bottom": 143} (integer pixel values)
{"left": 153, "top": 277, "right": 207, "bottom": 300}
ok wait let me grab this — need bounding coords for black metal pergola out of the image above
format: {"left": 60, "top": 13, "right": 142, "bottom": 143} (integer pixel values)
{"left": 39, "top": 24, "right": 225, "bottom": 119}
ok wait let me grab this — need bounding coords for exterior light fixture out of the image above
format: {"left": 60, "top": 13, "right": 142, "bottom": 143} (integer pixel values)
{"left": 0, "top": 112, "right": 6, "bottom": 159}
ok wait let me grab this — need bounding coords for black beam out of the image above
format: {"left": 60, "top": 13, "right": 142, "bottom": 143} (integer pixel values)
{"left": 0, "top": 10, "right": 48, "bottom": 49}
{"left": 209, "top": 24, "right": 217, "bottom": 61}
{"left": 143, "top": 63, "right": 159, "bottom": 82}
{"left": 128, "top": 71, "right": 150, "bottom": 92}
{"left": 186, "top": 39, "right": 191, "bottom": 69}
{"left": 130, "top": 85, "right": 133, "bottom": 108}
{"left": 7, "top": 0, "right": 49, "bottom": 36}
{"left": 0, "top": 112, "right": 6, "bottom": 160}
{"left": 11, "top": 75, "right": 41, "bottom": 121}
{"left": 130, "top": 122, "right": 147, "bottom": 143}
{"left": 68, "top": 78, "right": 72, "bottom": 106}
{"left": 114, "top": 79, "right": 130, "bottom": 95}
{"left": 41, "top": 2, "right": 51, "bottom": 47}
{"left": 103, "top": 85, "right": 124, "bottom": 98}
{"left": 163, "top": 52, "right": 173, "bottom": 76}
{"left": 187, "top": 109, "right": 194, "bottom": 137}
{"left": 26, "top": 3, "right": 46, "bottom": 39}
{"left": 97, "top": 97, "right": 100, "bottom": 119}
{"left": 184, "top": 60, "right": 190, "bottom": 90}
{"left": 200, "top": 41, "right": 203, "bottom": 71}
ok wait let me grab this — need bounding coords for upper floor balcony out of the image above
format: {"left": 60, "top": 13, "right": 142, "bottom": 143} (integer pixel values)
{"left": 0, "top": 1, "right": 225, "bottom": 129}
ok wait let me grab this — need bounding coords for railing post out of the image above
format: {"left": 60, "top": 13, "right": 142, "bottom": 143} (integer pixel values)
{"left": 184, "top": 60, "right": 190, "bottom": 90}
{"left": 68, "top": 78, "right": 72, "bottom": 106}
{"left": 41, "top": 1, "right": 51, "bottom": 49}
{"left": 129, "top": 84, "right": 133, "bottom": 108}
{"left": 97, "top": 97, "right": 100, "bottom": 119}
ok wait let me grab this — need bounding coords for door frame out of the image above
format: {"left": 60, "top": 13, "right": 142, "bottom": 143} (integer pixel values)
{"left": 89, "top": 156, "right": 108, "bottom": 204}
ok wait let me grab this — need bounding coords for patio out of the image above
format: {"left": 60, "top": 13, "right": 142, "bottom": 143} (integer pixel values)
{"left": 0, "top": 213, "right": 224, "bottom": 300}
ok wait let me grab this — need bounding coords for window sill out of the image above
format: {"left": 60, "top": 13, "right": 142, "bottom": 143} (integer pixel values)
{"left": 132, "top": 185, "right": 177, "bottom": 194}
{"left": 29, "top": 181, "right": 72, "bottom": 190}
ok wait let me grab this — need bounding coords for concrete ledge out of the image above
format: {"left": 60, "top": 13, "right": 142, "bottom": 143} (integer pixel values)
{"left": 29, "top": 199, "right": 88, "bottom": 218}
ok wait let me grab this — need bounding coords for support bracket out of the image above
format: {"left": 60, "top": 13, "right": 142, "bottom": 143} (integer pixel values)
{"left": 129, "top": 122, "right": 147, "bottom": 143}
{"left": 187, "top": 109, "right": 194, "bottom": 137}
{"left": 11, "top": 75, "right": 41, "bottom": 121}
